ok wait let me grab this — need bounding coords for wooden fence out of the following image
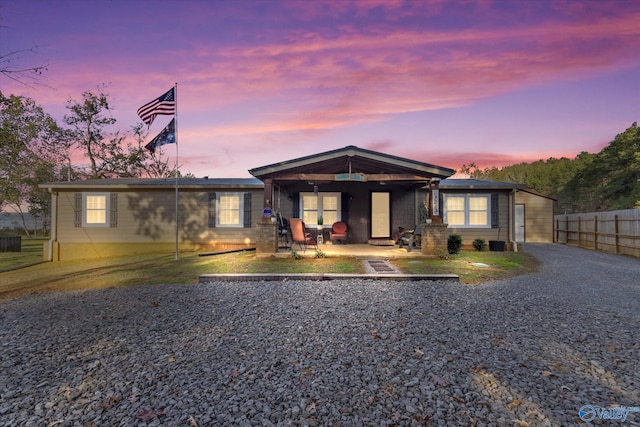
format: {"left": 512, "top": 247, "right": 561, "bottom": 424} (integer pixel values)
{"left": 554, "top": 209, "right": 640, "bottom": 258}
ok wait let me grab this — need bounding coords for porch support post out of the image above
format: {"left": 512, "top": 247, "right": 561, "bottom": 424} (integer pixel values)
{"left": 262, "top": 178, "right": 273, "bottom": 223}
{"left": 255, "top": 222, "right": 278, "bottom": 254}
{"left": 421, "top": 223, "right": 449, "bottom": 255}
{"left": 429, "top": 179, "right": 442, "bottom": 224}
{"left": 256, "top": 178, "right": 278, "bottom": 254}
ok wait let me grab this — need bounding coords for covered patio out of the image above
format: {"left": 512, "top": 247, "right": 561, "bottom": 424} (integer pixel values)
{"left": 250, "top": 145, "right": 455, "bottom": 255}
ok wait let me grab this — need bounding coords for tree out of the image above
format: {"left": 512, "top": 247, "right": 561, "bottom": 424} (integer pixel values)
{"left": 563, "top": 123, "right": 640, "bottom": 212}
{"left": 1, "top": 23, "right": 50, "bottom": 86}
{"left": 0, "top": 46, "right": 48, "bottom": 86}
{"left": 131, "top": 123, "right": 174, "bottom": 178}
{"left": 0, "top": 91, "right": 66, "bottom": 235}
{"left": 64, "top": 88, "right": 149, "bottom": 178}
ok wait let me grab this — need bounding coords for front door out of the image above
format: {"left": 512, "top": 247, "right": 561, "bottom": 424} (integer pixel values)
{"left": 515, "top": 204, "right": 525, "bottom": 242}
{"left": 371, "top": 192, "right": 390, "bottom": 238}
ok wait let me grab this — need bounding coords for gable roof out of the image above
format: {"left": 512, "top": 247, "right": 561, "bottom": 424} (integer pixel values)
{"left": 249, "top": 145, "right": 455, "bottom": 180}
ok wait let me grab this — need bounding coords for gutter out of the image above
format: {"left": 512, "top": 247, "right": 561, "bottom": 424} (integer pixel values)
{"left": 46, "top": 189, "right": 58, "bottom": 262}
{"left": 510, "top": 188, "right": 518, "bottom": 252}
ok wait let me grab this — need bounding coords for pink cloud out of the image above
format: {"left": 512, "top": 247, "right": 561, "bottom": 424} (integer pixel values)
{"left": 3, "top": 0, "right": 639, "bottom": 180}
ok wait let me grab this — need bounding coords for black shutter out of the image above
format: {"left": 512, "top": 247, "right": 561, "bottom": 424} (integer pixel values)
{"left": 208, "top": 192, "right": 216, "bottom": 228}
{"left": 291, "top": 193, "right": 300, "bottom": 218}
{"left": 491, "top": 193, "right": 499, "bottom": 228}
{"left": 74, "top": 193, "right": 82, "bottom": 227}
{"left": 341, "top": 193, "right": 349, "bottom": 224}
{"left": 110, "top": 193, "right": 118, "bottom": 227}
{"left": 243, "top": 193, "right": 252, "bottom": 228}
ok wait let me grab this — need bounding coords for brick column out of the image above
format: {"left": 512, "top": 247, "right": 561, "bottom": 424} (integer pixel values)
{"left": 255, "top": 222, "right": 278, "bottom": 254}
{"left": 421, "top": 223, "right": 449, "bottom": 255}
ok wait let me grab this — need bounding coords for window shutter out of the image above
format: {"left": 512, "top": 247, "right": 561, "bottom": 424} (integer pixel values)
{"left": 109, "top": 193, "right": 118, "bottom": 227}
{"left": 292, "top": 193, "right": 300, "bottom": 218}
{"left": 491, "top": 193, "right": 499, "bottom": 228}
{"left": 243, "top": 193, "right": 252, "bottom": 228}
{"left": 74, "top": 193, "right": 82, "bottom": 227}
{"left": 208, "top": 192, "right": 216, "bottom": 228}
{"left": 341, "top": 193, "right": 349, "bottom": 224}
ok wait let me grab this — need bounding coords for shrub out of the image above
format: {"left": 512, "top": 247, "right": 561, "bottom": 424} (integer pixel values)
{"left": 290, "top": 249, "right": 301, "bottom": 260}
{"left": 472, "top": 238, "right": 487, "bottom": 251}
{"left": 314, "top": 249, "right": 326, "bottom": 258}
{"left": 447, "top": 234, "right": 463, "bottom": 255}
{"left": 435, "top": 247, "right": 450, "bottom": 260}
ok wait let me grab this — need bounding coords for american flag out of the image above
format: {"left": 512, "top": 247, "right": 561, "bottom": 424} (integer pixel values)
{"left": 137, "top": 87, "right": 175, "bottom": 126}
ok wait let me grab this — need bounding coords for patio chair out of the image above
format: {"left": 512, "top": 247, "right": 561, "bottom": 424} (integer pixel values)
{"left": 277, "top": 212, "right": 290, "bottom": 248}
{"left": 289, "top": 218, "right": 317, "bottom": 252}
{"left": 329, "top": 221, "right": 348, "bottom": 244}
{"left": 399, "top": 224, "right": 421, "bottom": 252}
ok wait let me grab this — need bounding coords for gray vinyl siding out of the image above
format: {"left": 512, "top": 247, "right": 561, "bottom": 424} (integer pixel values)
{"left": 56, "top": 189, "right": 262, "bottom": 245}
{"left": 444, "top": 191, "right": 510, "bottom": 246}
{"left": 515, "top": 191, "right": 554, "bottom": 243}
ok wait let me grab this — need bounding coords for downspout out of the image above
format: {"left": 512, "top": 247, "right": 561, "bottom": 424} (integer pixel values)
{"left": 47, "top": 189, "right": 58, "bottom": 261}
{"left": 510, "top": 189, "right": 517, "bottom": 252}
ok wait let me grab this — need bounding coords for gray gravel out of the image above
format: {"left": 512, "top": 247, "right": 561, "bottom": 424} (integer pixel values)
{"left": 1, "top": 243, "right": 639, "bottom": 426}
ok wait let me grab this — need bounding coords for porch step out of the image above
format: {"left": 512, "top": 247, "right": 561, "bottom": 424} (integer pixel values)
{"left": 364, "top": 259, "right": 399, "bottom": 274}
{"left": 367, "top": 239, "right": 396, "bottom": 246}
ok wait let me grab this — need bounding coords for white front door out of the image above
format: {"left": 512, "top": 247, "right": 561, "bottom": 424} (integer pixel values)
{"left": 371, "top": 192, "right": 390, "bottom": 238}
{"left": 515, "top": 204, "right": 525, "bottom": 242}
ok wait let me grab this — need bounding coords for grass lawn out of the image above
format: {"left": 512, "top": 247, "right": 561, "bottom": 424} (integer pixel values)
{"left": 0, "top": 243, "right": 539, "bottom": 300}
{"left": 0, "top": 237, "right": 49, "bottom": 270}
{"left": 390, "top": 251, "right": 540, "bottom": 284}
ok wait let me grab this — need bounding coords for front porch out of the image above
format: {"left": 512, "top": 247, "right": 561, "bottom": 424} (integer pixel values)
{"left": 250, "top": 146, "right": 455, "bottom": 248}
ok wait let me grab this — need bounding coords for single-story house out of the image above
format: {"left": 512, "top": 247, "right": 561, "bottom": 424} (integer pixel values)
{"left": 438, "top": 179, "right": 556, "bottom": 250}
{"left": 40, "top": 146, "right": 554, "bottom": 261}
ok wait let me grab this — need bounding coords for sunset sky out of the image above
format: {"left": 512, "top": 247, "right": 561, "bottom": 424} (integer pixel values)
{"left": 2, "top": 0, "right": 640, "bottom": 178}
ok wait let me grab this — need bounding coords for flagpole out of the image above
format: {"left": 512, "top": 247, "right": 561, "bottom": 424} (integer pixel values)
{"left": 174, "top": 82, "right": 179, "bottom": 260}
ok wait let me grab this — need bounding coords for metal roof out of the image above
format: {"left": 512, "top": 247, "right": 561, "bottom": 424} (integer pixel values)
{"left": 39, "top": 177, "right": 264, "bottom": 190}
{"left": 439, "top": 179, "right": 527, "bottom": 190}
{"left": 440, "top": 179, "right": 556, "bottom": 200}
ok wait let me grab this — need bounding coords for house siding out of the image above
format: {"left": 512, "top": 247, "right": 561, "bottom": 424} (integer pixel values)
{"left": 443, "top": 191, "right": 511, "bottom": 249}
{"left": 52, "top": 188, "right": 262, "bottom": 260}
{"left": 515, "top": 191, "right": 554, "bottom": 243}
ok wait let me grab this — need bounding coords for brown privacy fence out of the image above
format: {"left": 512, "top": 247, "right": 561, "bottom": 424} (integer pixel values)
{"left": 555, "top": 209, "right": 640, "bottom": 258}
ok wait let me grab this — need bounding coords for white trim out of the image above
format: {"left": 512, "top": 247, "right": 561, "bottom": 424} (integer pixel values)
{"left": 443, "top": 193, "right": 491, "bottom": 228}
{"left": 82, "top": 192, "right": 110, "bottom": 227}
{"left": 300, "top": 192, "right": 341, "bottom": 227}
{"left": 216, "top": 192, "right": 244, "bottom": 228}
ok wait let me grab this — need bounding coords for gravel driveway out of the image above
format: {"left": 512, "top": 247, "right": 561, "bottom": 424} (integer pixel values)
{"left": 1, "top": 244, "right": 639, "bottom": 426}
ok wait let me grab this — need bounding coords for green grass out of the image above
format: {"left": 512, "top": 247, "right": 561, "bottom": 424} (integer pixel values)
{"left": 0, "top": 237, "right": 48, "bottom": 270}
{"left": 0, "top": 243, "right": 539, "bottom": 300}
{"left": 390, "top": 251, "right": 540, "bottom": 284}
{"left": 0, "top": 250, "right": 366, "bottom": 300}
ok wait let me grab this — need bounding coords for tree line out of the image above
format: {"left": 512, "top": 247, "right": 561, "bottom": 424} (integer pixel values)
{"left": 461, "top": 122, "right": 640, "bottom": 214}
{"left": 0, "top": 88, "right": 180, "bottom": 235}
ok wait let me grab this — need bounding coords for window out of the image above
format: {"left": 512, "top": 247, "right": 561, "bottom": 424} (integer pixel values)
{"left": 444, "top": 194, "right": 490, "bottom": 227}
{"left": 78, "top": 193, "right": 116, "bottom": 227}
{"left": 208, "top": 192, "right": 251, "bottom": 228}
{"left": 300, "top": 192, "right": 341, "bottom": 226}
{"left": 217, "top": 192, "right": 243, "bottom": 227}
